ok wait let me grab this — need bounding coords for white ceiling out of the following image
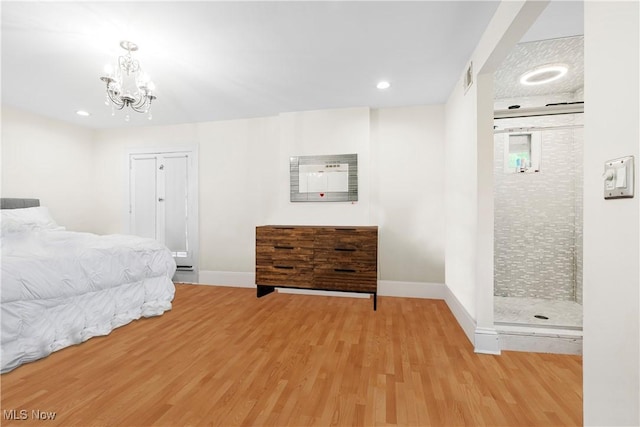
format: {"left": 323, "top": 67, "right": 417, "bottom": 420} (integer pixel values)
{"left": 1, "top": 1, "right": 583, "bottom": 130}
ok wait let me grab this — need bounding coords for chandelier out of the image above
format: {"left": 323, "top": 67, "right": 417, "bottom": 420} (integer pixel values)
{"left": 100, "top": 41, "right": 156, "bottom": 121}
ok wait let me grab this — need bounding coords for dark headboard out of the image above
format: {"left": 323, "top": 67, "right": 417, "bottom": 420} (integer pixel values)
{"left": 1, "top": 198, "right": 40, "bottom": 209}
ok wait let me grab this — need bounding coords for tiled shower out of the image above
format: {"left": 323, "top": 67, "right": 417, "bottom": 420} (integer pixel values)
{"left": 493, "top": 94, "right": 583, "bottom": 329}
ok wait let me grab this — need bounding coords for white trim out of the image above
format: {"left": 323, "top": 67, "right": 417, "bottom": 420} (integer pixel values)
{"left": 474, "top": 327, "right": 501, "bottom": 355}
{"left": 198, "top": 271, "right": 255, "bottom": 288}
{"left": 378, "top": 280, "right": 446, "bottom": 299}
{"left": 173, "top": 270, "right": 199, "bottom": 284}
{"left": 497, "top": 326, "right": 582, "bottom": 355}
{"left": 443, "top": 286, "right": 477, "bottom": 347}
{"left": 442, "top": 287, "right": 501, "bottom": 354}
{"left": 126, "top": 146, "right": 199, "bottom": 155}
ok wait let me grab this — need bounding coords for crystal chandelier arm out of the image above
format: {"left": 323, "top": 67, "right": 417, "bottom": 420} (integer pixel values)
{"left": 104, "top": 83, "right": 126, "bottom": 110}
{"left": 100, "top": 77, "right": 126, "bottom": 110}
{"left": 130, "top": 95, "right": 155, "bottom": 113}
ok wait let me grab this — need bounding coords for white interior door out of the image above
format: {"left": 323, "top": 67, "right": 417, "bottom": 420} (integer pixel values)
{"left": 129, "top": 149, "right": 198, "bottom": 281}
{"left": 130, "top": 155, "right": 158, "bottom": 240}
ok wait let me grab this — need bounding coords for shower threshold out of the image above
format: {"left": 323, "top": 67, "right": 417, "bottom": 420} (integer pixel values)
{"left": 495, "top": 321, "right": 582, "bottom": 331}
{"left": 494, "top": 296, "right": 583, "bottom": 330}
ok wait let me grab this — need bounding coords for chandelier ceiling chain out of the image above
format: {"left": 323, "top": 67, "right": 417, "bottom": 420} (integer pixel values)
{"left": 100, "top": 41, "right": 156, "bottom": 121}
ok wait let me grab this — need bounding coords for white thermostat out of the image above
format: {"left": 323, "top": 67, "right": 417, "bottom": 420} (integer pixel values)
{"left": 604, "top": 156, "right": 634, "bottom": 199}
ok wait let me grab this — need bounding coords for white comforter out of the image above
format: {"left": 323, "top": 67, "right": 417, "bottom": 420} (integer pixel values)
{"left": 1, "top": 230, "right": 176, "bottom": 373}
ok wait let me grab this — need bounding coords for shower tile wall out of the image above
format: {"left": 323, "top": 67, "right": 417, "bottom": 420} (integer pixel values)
{"left": 574, "top": 88, "right": 584, "bottom": 304}
{"left": 494, "top": 93, "right": 583, "bottom": 301}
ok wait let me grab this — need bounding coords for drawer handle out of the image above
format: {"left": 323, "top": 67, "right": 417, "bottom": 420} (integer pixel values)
{"left": 274, "top": 245, "right": 294, "bottom": 250}
{"left": 334, "top": 268, "right": 356, "bottom": 273}
{"left": 274, "top": 265, "right": 294, "bottom": 270}
{"left": 334, "top": 248, "right": 356, "bottom": 252}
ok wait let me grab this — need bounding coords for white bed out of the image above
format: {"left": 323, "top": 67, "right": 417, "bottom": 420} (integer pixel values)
{"left": 1, "top": 200, "right": 176, "bottom": 373}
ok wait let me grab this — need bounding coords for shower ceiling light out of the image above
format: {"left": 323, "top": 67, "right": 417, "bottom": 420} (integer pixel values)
{"left": 519, "top": 64, "right": 568, "bottom": 86}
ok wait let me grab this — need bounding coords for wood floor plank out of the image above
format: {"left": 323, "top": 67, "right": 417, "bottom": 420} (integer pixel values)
{"left": 1, "top": 284, "right": 582, "bottom": 426}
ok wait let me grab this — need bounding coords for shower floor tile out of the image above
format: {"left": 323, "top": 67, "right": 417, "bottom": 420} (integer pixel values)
{"left": 494, "top": 296, "right": 582, "bottom": 329}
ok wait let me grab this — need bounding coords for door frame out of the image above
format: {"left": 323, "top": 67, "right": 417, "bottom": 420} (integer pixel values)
{"left": 125, "top": 145, "right": 199, "bottom": 283}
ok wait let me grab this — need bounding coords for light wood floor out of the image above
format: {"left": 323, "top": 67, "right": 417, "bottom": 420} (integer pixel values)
{"left": 1, "top": 284, "right": 582, "bottom": 426}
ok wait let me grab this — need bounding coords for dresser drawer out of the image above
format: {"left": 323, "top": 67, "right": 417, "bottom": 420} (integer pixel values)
{"left": 256, "top": 265, "right": 313, "bottom": 287}
{"left": 315, "top": 227, "right": 377, "bottom": 250}
{"left": 256, "top": 226, "right": 315, "bottom": 248}
{"left": 314, "top": 265, "right": 377, "bottom": 292}
{"left": 314, "top": 247, "right": 376, "bottom": 264}
{"left": 256, "top": 245, "right": 313, "bottom": 264}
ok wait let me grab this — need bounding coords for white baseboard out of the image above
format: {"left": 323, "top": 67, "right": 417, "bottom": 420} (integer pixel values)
{"left": 441, "top": 288, "right": 501, "bottom": 354}
{"left": 443, "top": 286, "right": 477, "bottom": 348}
{"left": 173, "top": 269, "right": 199, "bottom": 284}
{"left": 198, "top": 272, "right": 447, "bottom": 299}
{"left": 474, "top": 327, "right": 501, "bottom": 355}
{"left": 198, "top": 271, "right": 255, "bottom": 288}
{"left": 378, "top": 280, "right": 446, "bottom": 299}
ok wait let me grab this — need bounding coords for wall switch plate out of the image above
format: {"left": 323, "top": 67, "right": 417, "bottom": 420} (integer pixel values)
{"left": 604, "top": 155, "right": 634, "bottom": 199}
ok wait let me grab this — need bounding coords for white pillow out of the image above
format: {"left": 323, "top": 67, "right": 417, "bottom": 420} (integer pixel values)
{"left": 1, "top": 206, "right": 64, "bottom": 235}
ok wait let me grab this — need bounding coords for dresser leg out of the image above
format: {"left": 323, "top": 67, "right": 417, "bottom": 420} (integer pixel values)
{"left": 373, "top": 292, "right": 377, "bottom": 311}
{"left": 257, "top": 285, "right": 275, "bottom": 298}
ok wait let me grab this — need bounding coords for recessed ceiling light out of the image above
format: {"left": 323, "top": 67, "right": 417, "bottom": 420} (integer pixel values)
{"left": 76, "top": 110, "right": 90, "bottom": 117}
{"left": 519, "top": 64, "right": 568, "bottom": 86}
{"left": 376, "top": 81, "right": 391, "bottom": 90}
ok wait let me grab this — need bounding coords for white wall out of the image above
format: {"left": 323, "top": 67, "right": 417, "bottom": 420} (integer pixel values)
{"left": 444, "top": 1, "right": 547, "bottom": 328}
{"left": 445, "top": 75, "right": 478, "bottom": 318}
{"left": 0, "top": 97, "right": 470, "bottom": 292}
{"left": 197, "top": 117, "right": 280, "bottom": 272}
{"left": 1, "top": 107, "right": 97, "bottom": 232}
{"left": 92, "top": 123, "right": 200, "bottom": 235}
{"left": 92, "top": 117, "right": 280, "bottom": 273}
{"left": 88, "top": 105, "right": 445, "bottom": 283}
{"left": 583, "top": 2, "right": 639, "bottom": 425}
{"left": 269, "top": 108, "right": 372, "bottom": 226}
{"left": 370, "top": 106, "right": 445, "bottom": 283}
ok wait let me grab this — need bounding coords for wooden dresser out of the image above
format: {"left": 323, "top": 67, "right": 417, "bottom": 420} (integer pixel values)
{"left": 255, "top": 225, "right": 378, "bottom": 309}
